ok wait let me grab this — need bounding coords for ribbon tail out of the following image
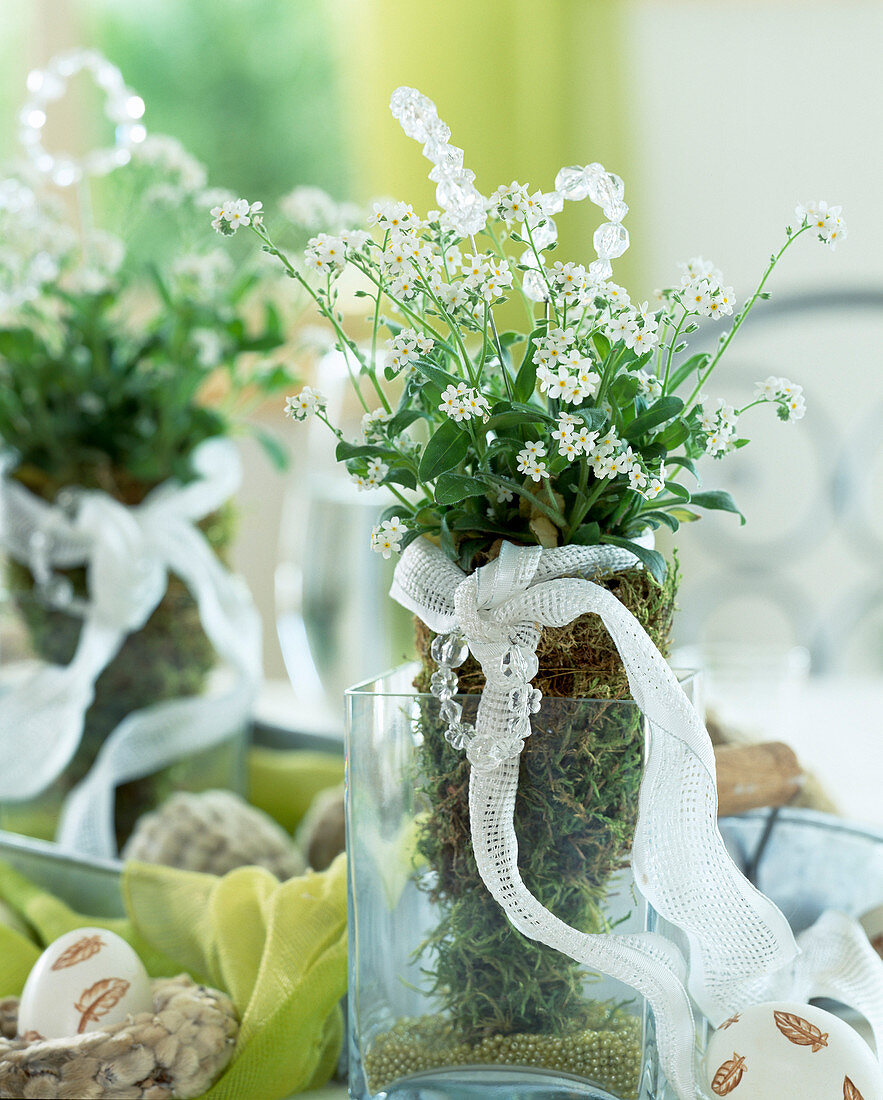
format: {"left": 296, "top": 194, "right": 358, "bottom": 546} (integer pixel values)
{"left": 788, "top": 911, "right": 883, "bottom": 1056}
{"left": 56, "top": 676, "right": 253, "bottom": 857}
{"left": 0, "top": 620, "right": 123, "bottom": 801}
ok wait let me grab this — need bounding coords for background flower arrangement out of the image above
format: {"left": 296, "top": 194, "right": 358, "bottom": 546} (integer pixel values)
{"left": 0, "top": 62, "right": 355, "bottom": 844}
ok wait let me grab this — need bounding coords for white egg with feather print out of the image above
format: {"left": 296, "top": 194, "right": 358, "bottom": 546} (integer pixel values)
{"left": 17, "top": 926, "right": 152, "bottom": 1041}
{"left": 702, "top": 1001, "right": 883, "bottom": 1100}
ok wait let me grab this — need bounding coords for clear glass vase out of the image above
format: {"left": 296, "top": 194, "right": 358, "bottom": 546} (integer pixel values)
{"left": 346, "top": 665, "right": 696, "bottom": 1100}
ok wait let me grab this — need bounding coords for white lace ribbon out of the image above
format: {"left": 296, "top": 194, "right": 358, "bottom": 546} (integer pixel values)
{"left": 392, "top": 537, "right": 883, "bottom": 1097}
{"left": 0, "top": 438, "right": 261, "bottom": 857}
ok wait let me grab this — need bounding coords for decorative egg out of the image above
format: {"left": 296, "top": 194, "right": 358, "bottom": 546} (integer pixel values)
{"left": 703, "top": 1001, "right": 883, "bottom": 1100}
{"left": 17, "top": 927, "right": 153, "bottom": 1041}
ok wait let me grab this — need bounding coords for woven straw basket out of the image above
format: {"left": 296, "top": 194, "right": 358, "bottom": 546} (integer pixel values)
{"left": 0, "top": 975, "right": 237, "bottom": 1099}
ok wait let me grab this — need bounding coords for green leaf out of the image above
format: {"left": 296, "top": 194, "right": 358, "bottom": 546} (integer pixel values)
{"left": 657, "top": 419, "right": 691, "bottom": 449}
{"left": 252, "top": 426, "right": 289, "bottom": 471}
{"left": 667, "top": 352, "right": 710, "bottom": 393}
{"left": 611, "top": 375, "right": 641, "bottom": 403}
{"left": 418, "top": 418, "right": 470, "bottom": 481}
{"left": 592, "top": 332, "right": 611, "bottom": 360}
{"left": 387, "top": 408, "right": 423, "bottom": 436}
{"left": 439, "top": 512, "right": 456, "bottom": 559}
{"left": 513, "top": 325, "right": 546, "bottom": 402}
{"left": 664, "top": 455, "right": 700, "bottom": 481}
{"left": 600, "top": 536, "right": 667, "bottom": 584}
{"left": 486, "top": 400, "right": 553, "bottom": 432}
{"left": 572, "top": 407, "right": 608, "bottom": 431}
{"left": 415, "top": 361, "right": 463, "bottom": 392}
{"left": 498, "top": 331, "right": 524, "bottom": 348}
{"left": 335, "top": 440, "right": 397, "bottom": 462}
{"left": 382, "top": 466, "right": 417, "bottom": 490}
{"left": 637, "top": 509, "right": 679, "bottom": 532}
{"left": 623, "top": 396, "right": 684, "bottom": 441}
{"left": 689, "top": 490, "right": 746, "bottom": 524}
{"left": 434, "top": 472, "right": 489, "bottom": 505}
{"left": 670, "top": 508, "right": 701, "bottom": 522}
{"left": 571, "top": 522, "right": 601, "bottom": 546}
{"left": 663, "top": 482, "right": 691, "bottom": 502}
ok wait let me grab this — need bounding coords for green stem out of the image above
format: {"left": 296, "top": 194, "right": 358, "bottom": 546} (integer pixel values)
{"left": 686, "top": 223, "right": 811, "bottom": 405}
{"left": 483, "top": 473, "right": 568, "bottom": 527}
{"left": 662, "top": 306, "right": 690, "bottom": 392}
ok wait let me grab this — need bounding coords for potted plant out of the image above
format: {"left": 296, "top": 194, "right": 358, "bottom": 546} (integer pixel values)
{"left": 0, "top": 52, "right": 307, "bottom": 855}
{"left": 214, "top": 86, "right": 843, "bottom": 1100}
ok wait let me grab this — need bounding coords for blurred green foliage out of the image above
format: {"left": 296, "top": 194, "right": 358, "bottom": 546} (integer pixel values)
{"left": 0, "top": 0, "right": 349, "bottom": 203}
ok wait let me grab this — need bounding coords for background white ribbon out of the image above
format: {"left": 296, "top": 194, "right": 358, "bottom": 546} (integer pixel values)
{"left": 392, "top": 537, "right": 883, "bottom": 1098}
{"left": 0, "top": 438, "right": 261, "bottom": 858}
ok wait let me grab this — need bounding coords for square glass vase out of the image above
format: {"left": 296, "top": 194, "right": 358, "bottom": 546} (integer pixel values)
{"left": 346, "top": 664, "right": 697, "bottom": 1100}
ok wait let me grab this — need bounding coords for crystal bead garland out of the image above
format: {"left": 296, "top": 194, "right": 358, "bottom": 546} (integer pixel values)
{"left": 429, "top": 633, "right": 544, "bottom": 768}
{"left": 390, "top": 86, "right": 632, "bottom": 290}
{"left": 429, "top": 631, "right": 473, "bottom": 750}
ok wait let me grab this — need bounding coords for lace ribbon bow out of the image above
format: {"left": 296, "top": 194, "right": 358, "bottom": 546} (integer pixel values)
{"left": 0, "top": 438, "right": 261, "bottom": 857}
{"left": 392, "top": 536, "right": 883, "bottom": 1098}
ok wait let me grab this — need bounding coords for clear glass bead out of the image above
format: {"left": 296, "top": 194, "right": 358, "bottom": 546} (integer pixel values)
{"left": 541, "top": 190, "right": 565, "bottom": 215}
{"left": 500, "top": 646, "right": 527, "bottom": 680}
{"left": 589, "top": 258, "right": 613, "bottom": 281}
{"left": 593, "top": 222, "right": 630, "bottom": 261}
{"left": 425, "top": 142, "right": 463, "bottom": 173}
{"left": 530, "top": 219, "right": 558, "bottom": 250}
{"left": 528, "top": 687, "right": 543, "bottom": 714}
{"left": 430, "top": 668, "right": 457, "bottom": 696}
{"left": 440, "top": 699, "right": 462, "bottom": 725}
{"left": 431, "top": 633, "right": 469, "bottom": 669}
{"left": 586, "top": 169, "right": 624, "bottom": 210}
{"left": 446, "top": 722, "right": 474, "bottom": 752}
{"left": 602, "top": 199, "right": 629, "bottom": 223}
{"left": 521, "top": 268, "right": 549, "bottom": 303}
{"left": 554, "top": 165, "right": 590, "bottom": 200}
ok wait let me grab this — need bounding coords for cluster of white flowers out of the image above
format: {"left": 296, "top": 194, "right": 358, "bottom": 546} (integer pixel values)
{"left": 280, "top": 186, "right": 362, "bottom": 233}
{"left": 211, "top": 198, "right": 263, "bottom": 235}
{"left": 171, "top": 248, "right": 234, "bottom": 299}
{"left": 533, "top": 328, "right": 600, "bottom": 404}
{"left": 133, "top": 135, "right": 207, "bottom": 204}
{"left": 551, "top": 413, "right": 598, "bottom": 460}
{"left": 370, "top": 515, "right": 407, "bottom": 559}
{"left": 489, "top": 182, "right": 552, "bottom": 231}
{"left": 439, "top": 382, "right": 490, "bottom": 422}
{"left": 385, "top": 327, "right": 434, "bottom": 377}
{"left": 755, "top": 376, "right": 806, "bottom": 420}
{"left": 549, "top": 261, "right": 598, "bottom": 308}
{"left": 677, "top": 258, "right": 736, "bottom": 320}
{"left": 360, "top": 406, "right": 394, "bottom": 441}
{"left": 352, "top": 456, "right": 389, "bottom": 491}
{"left": 601, "top": 298, "right": 660, "bottom": 354}
{"left": 303, "top": 232, "right": 348, "bottom": 277}
{"left": 698, "top": 398, "right": 740, "bottom": 456}
{"left": 796, "top": 201, "right": 847, "bottom": 250}
{"left": 284, "top": 386, "right": 327, "bottom": 421}
{"left": 516, "top": 441, "right": 550, "bottom": 482}
{"left": 635, "top": 369, "right": 663, "bottom": 400}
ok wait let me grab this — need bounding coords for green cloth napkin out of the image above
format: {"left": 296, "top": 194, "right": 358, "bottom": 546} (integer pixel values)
{"left": 0, "top": 854, "right": 348, "bottom": 1100}
{"left": 248, "top": 748, "right": 344, "bottom": 833}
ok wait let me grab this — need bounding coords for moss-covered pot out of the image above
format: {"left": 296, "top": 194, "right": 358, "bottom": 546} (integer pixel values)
{"left": 346, "top": 559, "right": 681, "bottom": 1100}
{"left": 0, "top": 478, "right": 245, "bottom": 852}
